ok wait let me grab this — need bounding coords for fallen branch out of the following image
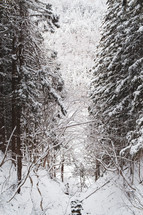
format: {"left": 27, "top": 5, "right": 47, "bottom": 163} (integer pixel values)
{"left": 57, "top": 120, "right": 97, "bottom": 130}
{"left": 81, "top": 180, "right": 110, "bottom": 202}
{"left": 7, "top": 162, "right": 33, "bottom": 202}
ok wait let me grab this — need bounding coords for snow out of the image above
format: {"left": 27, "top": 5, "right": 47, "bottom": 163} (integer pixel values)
{"left": 43, "top": 0, "right": 107, "bottom": 89}
{"left": 1, "top": 155, "right": 143, "bottom": 215}
{"left": 138, "top": 26, "right": 143, "bottom": 32}
{"left": 120, "top": 144, "right": 132, "bottom": 157}
{"left": 0, "top": 156, "right": 70, "bottom": 215}
{"left": 130, "top": 141, "right": 143, "bottom": 157}
{"left": 77, "top": 172, "right": 143, "bottom": 215}
{"left": 90, "top": 177, "right": 143, "bottom": 214}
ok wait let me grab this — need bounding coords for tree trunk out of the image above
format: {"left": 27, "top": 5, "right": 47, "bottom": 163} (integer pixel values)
{"left": 61, "top": 156, "right": 64, "bottom": 182}
{"left": 0, "top": 76, "right": 6, "bottom": 153}
{"left": 95, "top": 159, "right": 100, "bottom": 181}
{"left": 11, "top": 36, "right": 17, "bottom": 165}
{"left": 17, "top": 109, "right": 22, "bottom": 193}
{"left": 15, "top": 0, "right": 25, "bottom": 193}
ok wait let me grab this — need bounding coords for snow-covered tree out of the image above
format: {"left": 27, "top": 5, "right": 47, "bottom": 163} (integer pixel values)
{"left": 0, "top": 0, "right": 65, "bottom": 192}
{"left": 89, "top": 0, "right": 143, "bottom": 173}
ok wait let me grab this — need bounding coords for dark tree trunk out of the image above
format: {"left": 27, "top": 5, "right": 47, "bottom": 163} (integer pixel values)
{"left": 122, "top": 0, "right": 127, "bottom": 6}
{"left": 11, "top": 36, "right": 17, "bottom": 165}
{"left": 95, "top": 159, "right": 100, "bottom": 181}
{"left": 0, "top": 75, "right": 6, "bottom": 152}
{"left": 16, "top": 0, "right": 24, "bottom": 193}
{"left": 17, "top": 108, "right": 22, "bottom": 193}
{"left": 61, "top": 157, "right": 64, "bottom": 182}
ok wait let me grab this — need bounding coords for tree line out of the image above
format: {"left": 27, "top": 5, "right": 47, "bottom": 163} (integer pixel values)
{"left": 0, "top": 0, "right": 66, "bottom": 193}
{"left": 88, "top": 0, "right": 143, "bottom": 184}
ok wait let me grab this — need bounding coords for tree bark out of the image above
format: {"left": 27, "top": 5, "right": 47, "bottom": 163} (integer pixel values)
{"left": 0, "top": 75, "right": 6, "bottom": 153}
{"left": 16, "top": 0, "right": 25, "bottom": 193}
{"left": 11, "top": 36, "right": 17, "bottom": 165}
{"left": 17, "top": 108, "right": 22, "bottom": 193}
{"left": 61, "top": 156, "right": 64, "bottom": 182}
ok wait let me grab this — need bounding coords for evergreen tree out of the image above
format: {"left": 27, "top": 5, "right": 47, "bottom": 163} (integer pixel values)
{"left": 89, "top": 0, "right": 143, "bottom": 173}
{"left": 0, "top": 0, "right": 65, "bottom": 192}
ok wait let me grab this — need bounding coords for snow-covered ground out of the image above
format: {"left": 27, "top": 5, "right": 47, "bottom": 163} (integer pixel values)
{"left": 81, "top": 172, "right": 143, "bottom": 215}
{"left": 1, "top": 157, "right": 143, "bottom": 215}
{"left": 0, "top": 156, "right": 70, "bottom": 215}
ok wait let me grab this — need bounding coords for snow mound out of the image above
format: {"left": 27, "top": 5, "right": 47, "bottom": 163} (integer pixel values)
{"left": 79, "top": 172, "right": 143, "bottom": 215}
{"left": 0, "top": 159, "right": 70, "bottom": 215}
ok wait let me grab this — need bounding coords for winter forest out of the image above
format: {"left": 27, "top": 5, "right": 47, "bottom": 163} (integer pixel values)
{"left": 0, "top": 0, "right": 143, "bottom": 214}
